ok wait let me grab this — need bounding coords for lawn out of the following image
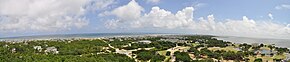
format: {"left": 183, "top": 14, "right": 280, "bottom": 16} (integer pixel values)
{"left": 273, "top": 54, "right": 286, "bottom": 59}
{"left": 208, "top": 46, "right": 239, "bottom": 52}
{"left": 191, "top": 43, "right": 199, "bottom": 47}
{"left": 157, "top": 50, "right": 171, "bottom": 62}
{"left": 158, "top": 50, "right": 167, "bottom": 56}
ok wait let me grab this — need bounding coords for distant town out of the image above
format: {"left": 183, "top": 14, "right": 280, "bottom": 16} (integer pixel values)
{"left": 0, "top": 35, "right": 289, "bottom": 62}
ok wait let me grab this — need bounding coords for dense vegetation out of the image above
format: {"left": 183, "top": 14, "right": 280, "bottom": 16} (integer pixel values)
{"left": 0, "top": 39, "right": 133, "bottom": 62}
{"left": 133, "top": 50, "right": 165, "bottom": 62}
{"left": 0, "top": 35, "right": 289, "bottom": 62}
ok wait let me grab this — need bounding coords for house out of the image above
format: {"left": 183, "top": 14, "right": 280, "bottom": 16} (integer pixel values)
{"left": 33, "top": 46, "right": 42, "bottom": 52}
{"left": 44, "top": 47, "right": 59, "bottom": 54}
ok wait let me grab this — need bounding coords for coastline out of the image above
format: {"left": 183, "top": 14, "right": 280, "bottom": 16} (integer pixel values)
{"left": 1, "top": 33, "right": 290, "bottom": 49}
{"left": 215, "top": 36, "right": 290, "bottom": 48}
{"left": 0, "top": 33, "right": 176, "bottom": 42}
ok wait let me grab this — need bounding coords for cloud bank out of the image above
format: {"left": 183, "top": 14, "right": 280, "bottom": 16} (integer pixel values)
{"left": 0, "top": 0, "right": 289, "bottom": 39}
{"left": 0, "top": 0, "right": 90, "bottom": 32}
{"left": 0, "top": 0, "right": 115, "bottom": 33}
{"left": 105, "top": 0, "right": 290, "bottom": 39}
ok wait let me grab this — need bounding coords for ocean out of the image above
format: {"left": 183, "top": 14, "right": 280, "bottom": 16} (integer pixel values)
{"left": 0, "top": 33, "right": 166, "bottom": 41}
{"left": 215, "top": 36, "right": 290, "bottom": 48}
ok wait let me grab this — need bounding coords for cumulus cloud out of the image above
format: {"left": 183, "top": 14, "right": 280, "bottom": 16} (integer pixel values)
{"left": 193, "top": 16, "right": 290, "bottom": 39}
{"left": 0, "top": 0, "right": 115, "bottom": 33}
{"left": 106, "top": 0, "right": 195, "bottom": 29}
{"left": 105, "top": 0, "right": 290, "bottom": 39}
{"left": 105, "top": 19, "right": 120, "bottom": 29}
{"left": 196, "top": 16, "right": 289, "bottom": 39}
{"left": 0, "top": 0, "right": 89, "bottom": 32}
{"left": 137, "top": 7, "right": 194, "bottom": 29}
{"left": 110, "top": 0, "right": 144, "bottom": 21}
{"left": 102, "top": 0, "right": 144, "bottom": 29}
{"left": 275, "top": 4, "right": 290, "bottom": 10}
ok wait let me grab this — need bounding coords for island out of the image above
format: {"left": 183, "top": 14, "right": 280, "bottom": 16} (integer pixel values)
{"left": 0, "top": 35, "right": 289, "bottom": 62}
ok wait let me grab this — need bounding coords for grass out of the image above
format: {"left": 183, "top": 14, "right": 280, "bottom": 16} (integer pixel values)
{"left": 157, "top": 50, "right": 172, "bottom": 62}
{"left": 247, "top": 54, "right": 286, "bottom": 62}
{"left": 259, "top": 56, "right": 273, "bottom": 62}
{"left": 191, "top": 43, "right": 199, "bottom": 47}
{"left": 207, "top": 46, "right": 239, "bottom": 52}
{"left": 158, "top": 50, "right": 167, "bottom": 56}
{"left": 164, "top": 56, "right": 171, "bottom": 62}
{"left": 273, "top": 54, "right": 286, "bottom": 59}
{"left": 247, "top": 56, "right": 256, "bottom": 62}
{"left": 207, "top": 47, "right": 221, "bottom": 51}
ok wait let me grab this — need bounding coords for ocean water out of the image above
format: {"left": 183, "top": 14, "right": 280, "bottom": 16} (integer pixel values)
{"left": 215, "top": 36, "right": 290, "bottom": 48}
{"left": 0, "top": 33, "right": 165, "bottom": 41}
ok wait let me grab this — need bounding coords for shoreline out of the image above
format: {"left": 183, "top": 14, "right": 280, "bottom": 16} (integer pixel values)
{"left": 215, "top": 36, "right": 290, "bottom": 48}
{"left": 1, "top": 34, "right": 290, "bottom": 49}
{"left": 0, "top": 33, "right": 176, "bottom": 42}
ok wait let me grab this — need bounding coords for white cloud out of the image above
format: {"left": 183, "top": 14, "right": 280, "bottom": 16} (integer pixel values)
{"left": 193, "top": 16, "right": 290, "bottom": 39}
{"left": 192, "top": 3, "right": 206, "bottom": 8}
{"left": 105, "top": 19, "right": 120, "bottom": 29}
{"left": 268, "top": 13, "right": 273, "bottom": 20}
{"left": 89, "top": 0, "right": 115, "bottom": 10}
{"left": 146, "top": 0, "right": 160, "bottom": 4}
{"left": 106, "top": 0, "right": 195, "bottom": 29}
{"left": 138, "top": 7, "right": 194, "bottom": 29}
{"left": 105, "top": 1, "right": 290, "bottom": 39}
{"left": 275, "top": 4, "right": 290, "bottom": 10}
{"left": 0, "top": 0, "right": 116, "bottom": 33}
{"left": 111, "top": 0, "right": 144, "bottom": 21}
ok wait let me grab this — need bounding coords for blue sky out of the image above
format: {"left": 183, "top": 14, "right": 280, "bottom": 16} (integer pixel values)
{"left": 0, "top": 0, "right": 290, "bottom": 39}
{"left": 136, "top": 0, "right": 290, "bottom": 22}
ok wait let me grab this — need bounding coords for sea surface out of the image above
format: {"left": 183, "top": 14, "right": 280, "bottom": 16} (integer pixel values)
{"left": 0, "top": 33, "right": 168, "bottom": 41}
{"left": 215, "top": 36, "right": 290, "bottom": 48}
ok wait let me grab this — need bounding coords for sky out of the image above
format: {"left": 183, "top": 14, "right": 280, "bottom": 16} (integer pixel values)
{"left": 0, "top": 0, "right": 290, "bottom": 39}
